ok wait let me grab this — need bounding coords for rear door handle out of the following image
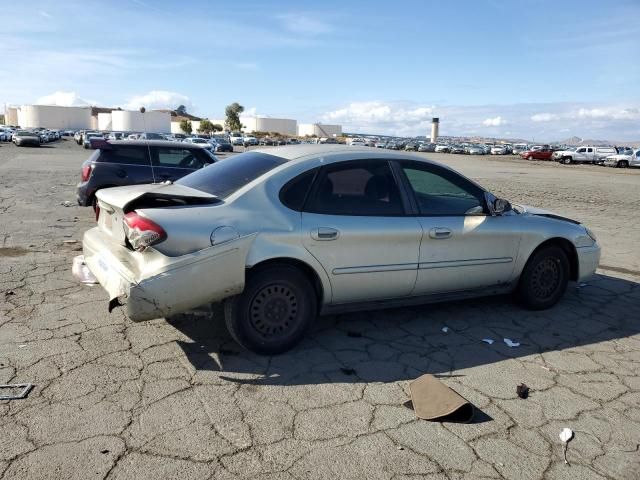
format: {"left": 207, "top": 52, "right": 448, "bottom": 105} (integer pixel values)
{"left": 429, "top": 227, "right": 452, "bottom": 239}
{"left": 311, "top": 227, "right": 339, "bottom": 241}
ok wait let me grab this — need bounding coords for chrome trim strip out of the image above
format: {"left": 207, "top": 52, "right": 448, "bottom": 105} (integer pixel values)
{"left": 418, "top": 257, "right": 513, "bottom": 270}
{"left": 333, "top": 263, "right": 419, "bottom": 275}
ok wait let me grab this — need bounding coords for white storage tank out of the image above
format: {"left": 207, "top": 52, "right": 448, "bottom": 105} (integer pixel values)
{"left": 111, "top": 110, "right": 171, "bottom": 133}
{"left": 298, "top": 123, "right": 342, "bottom": 137}
{"left": 241, "top": 116, "right": 297, "bottom": 136}
{"left": 16, "top": 105, "right": 92, "bottom": 129}
{"left": 98, "top": 113, "right": 112, "bottom": 131}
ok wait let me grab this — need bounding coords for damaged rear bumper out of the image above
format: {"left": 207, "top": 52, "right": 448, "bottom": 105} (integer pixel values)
{"left": 80, "top": 227, "right": 254, "bottom": 321}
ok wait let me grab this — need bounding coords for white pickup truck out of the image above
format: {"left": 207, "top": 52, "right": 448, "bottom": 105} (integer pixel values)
{"left": 603, "top": 149, "right": 640, "bottom": 168}
{"left": 552, "top": 146, "right": 617, "bottom": 165}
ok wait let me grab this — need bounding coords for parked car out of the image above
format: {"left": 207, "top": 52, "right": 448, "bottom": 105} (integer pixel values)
{"left": 404, "top": 142, "right": 419, "bottom": 151}
{"left": 418, "top": 143, "right": 436, "bottom": 152}
{"left": 108, "top": 132, "right": 124, "bottom": 141}
{"left": 0, "top": 128, "right": 11, "bottom": 141}
{"left": 230, "top": 133, "right": 244, "bottom": 145}
{"left": 79, "top": 145, "right": 600, "bottom": 354}
{"left": 435, "top": 144, "right": 451, "bottom": 153}
{"left": 243, "top": 136, "right": 258, "bottom": 146}
{"left": 350, "top": 138, "right": 367, "bottom": 147}
{"left": 76, "top": 140, "right": 217, "bottom": 207}
{"left": 512, "top": 144, "right": 528, "bottom": 155}
{"left": 12, "top": 130, "right": 41, "bottom": 147}
{"left": 466, "top": 145, "right": 485, "bottom": 155}
{"left": 450, "top": 145, "right": 465, "bottom": 154}
{"left": 183, "top": 137, "right": 210, "bottom": 146}
{"left": 83, "top": 132, "right": 104, "bottom": 148}
{"left": 603, "top": 149, "right": 640, "bottom": 168}
{"left": 211, "top": 138, "right": 233, "bottom": 152}
{"left": 491, "top": 145, "right": 508, "bottom": 155}
{"left": 375, "top": 140, "right": 387, "bottom": 148}
{"left": 521, "top": 146, "right": 554, "bottom": 161}
{"left": 552, "top": 146, "right": 617, "bottom": 165}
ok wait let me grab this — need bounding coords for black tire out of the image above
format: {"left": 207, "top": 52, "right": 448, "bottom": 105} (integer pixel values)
{"left": 561, "top": 157, "right": 572, "bottom": 165}
{"left": 224, "top": 265, "right": 317, "bottom": 355}
{"left": 516, "top": 246, "right": 569, "bottom": 310}
{"left": 618, "top": 160, "right": 629, "bottom": 168}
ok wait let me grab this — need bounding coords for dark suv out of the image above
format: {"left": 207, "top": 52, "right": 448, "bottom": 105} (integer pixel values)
{"left": 76, "top": 140, "right": 217, "bottom": 207}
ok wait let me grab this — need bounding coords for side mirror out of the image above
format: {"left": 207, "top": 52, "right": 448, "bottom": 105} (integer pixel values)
{"left": 493, "top": 198, "right": 510, "bottom": 215}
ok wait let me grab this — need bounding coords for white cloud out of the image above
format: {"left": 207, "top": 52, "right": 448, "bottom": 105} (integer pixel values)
{"left": 36, "top": 91, "right": 94, "bottom": 107}
{"left": 576, "top": 107, "right": 640, "bottom": 121}
{"left": 531, "top": 113, "right": 558, "bottom": 122}
{"left": 482, "top": 116, "right": 506, "bottom": 127}
{"left": 276, "top": 13, "right": 332, "bottom": 35}
{"left": 124, "top": 90, "right": 193, "bottom": 111}
{"left": 39, "top": 11, "right": 51, "bottom": 18}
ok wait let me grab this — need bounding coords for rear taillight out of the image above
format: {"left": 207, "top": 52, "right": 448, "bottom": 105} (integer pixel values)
{"left": 81, "top": 165, "right": 92, "bottom": 182}
{"left": 123, "top": 212, "right": 166, "bottom": 251}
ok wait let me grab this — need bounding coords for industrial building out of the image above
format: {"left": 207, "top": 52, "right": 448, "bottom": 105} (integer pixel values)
{"left": 15, "top": 105, "right": 92, "bottom": 130}
{"left": 240, "top": 116, "right": 297, "bottom": 136}
{"left": 297, "top": 123, "right": 342, "bottom": 137}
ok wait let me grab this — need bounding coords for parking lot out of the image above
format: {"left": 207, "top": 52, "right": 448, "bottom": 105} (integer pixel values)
{"left": 1, "top": 139, "right": 639, "bottom": 479}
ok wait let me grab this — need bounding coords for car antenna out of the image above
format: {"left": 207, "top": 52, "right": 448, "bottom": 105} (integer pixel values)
{"left": 140, "top": 106, "right": 157, "bottom": 184}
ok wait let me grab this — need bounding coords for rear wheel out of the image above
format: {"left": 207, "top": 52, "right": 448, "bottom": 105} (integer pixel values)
{"left": 516, "top": 246, "right": 569, "bottom": 310}
{"left": 224, "top": 265, "right": 317, "bottom": 355}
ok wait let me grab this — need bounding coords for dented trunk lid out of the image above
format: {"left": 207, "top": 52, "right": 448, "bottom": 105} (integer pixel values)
{"left": 96, "top": 183, "right": 219, "bottom": 246}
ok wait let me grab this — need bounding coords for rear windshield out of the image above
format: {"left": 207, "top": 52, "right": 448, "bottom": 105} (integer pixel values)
{"left": 176, "top": 151, "right": 287, "bottom": 199}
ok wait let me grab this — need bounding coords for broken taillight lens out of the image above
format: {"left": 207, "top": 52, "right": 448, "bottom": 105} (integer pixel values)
{"left": 123, "top": 212, "right": 166, "bottom": 251}
{"left": 81, "top": 165, "right": 92, "bottom": 182}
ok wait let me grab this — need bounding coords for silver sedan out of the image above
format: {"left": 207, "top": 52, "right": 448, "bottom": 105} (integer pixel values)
{"left": 79, "top": 145, "right": 601, "bottom": 354}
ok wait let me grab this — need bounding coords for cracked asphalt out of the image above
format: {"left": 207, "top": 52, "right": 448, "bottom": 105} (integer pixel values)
{"left": 1, "top": 139, "right": 639, "bottom": 479}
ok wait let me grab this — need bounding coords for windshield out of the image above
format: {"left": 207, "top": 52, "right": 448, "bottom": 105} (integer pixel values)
{"left": 176, "top": 151, "right": 287, "bottom": 199}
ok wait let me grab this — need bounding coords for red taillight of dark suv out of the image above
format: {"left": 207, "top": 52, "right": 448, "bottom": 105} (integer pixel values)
{"left": 123, "top": 212, "right": 166, "bottom": 251}
{"left": 81, "top": 165, "right": 92, "bottom": 182}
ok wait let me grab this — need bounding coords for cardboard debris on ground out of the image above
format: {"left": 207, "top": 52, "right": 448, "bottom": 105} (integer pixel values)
{"left": 0, "top": 383, "right": 33, "bottom": 401}
{"left": 407, "top": 374, "right": 474, "bottom": 423}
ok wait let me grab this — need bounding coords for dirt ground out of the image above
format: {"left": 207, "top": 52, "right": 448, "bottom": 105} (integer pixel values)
{"left": 1, "top": 139, "right": 639, "bottom": 480}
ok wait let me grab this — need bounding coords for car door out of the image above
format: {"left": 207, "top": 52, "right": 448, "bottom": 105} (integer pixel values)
{"left": 301, "top": 159, "right": 422, "bottom": 304}
{"left": 394, "top": 160, "right": 522, "bottom": 295}
{"left": 152, "top": 146, "right": 208, "bottom": 181}
{"left": 632, "top": 150, "right": 640, "bottom": 167}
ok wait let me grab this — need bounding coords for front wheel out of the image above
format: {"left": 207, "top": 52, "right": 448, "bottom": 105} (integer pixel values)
{"left": 561, "top": 157, "right": 572, "bottom": 164}
{"left": 618, "top": 160, "right": 629, "bottom": 168}
{"left": 224, "top": 265, "right": 317, "bottom": 355}
{"left": 516, "top": 246, "right": 569, "bottom": 310}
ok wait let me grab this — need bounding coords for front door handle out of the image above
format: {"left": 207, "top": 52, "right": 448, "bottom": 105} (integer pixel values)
{"left": 311, "top": 227, "right": 339, "bottom": 241}
{"left": 429, "top": 227, "right": 452, "bottom": 239}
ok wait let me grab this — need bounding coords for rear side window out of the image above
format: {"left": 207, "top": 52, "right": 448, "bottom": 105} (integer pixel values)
{"left": 176, "top": 151, "right": 287, "bottom": 199}
{"left": 101, "top": 146, "right": 149, "bottom": 166}
{"left": 305, "top": 160, "right": 404, "bottom": 216}
{"left": 155, "top": 147, "right": 205, "bottom": 169}
{"left": 280, "top": 169, "right": 318, "bottom": 211}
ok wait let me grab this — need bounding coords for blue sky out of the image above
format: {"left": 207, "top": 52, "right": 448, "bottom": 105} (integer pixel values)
{"left": 2, "top": 0, "right": 639, "bottom": 140}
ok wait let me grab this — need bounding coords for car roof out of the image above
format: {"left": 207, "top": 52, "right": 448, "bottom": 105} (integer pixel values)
{"left": 104, "top": 140, "right": 208, "bottom": 148}
{"left": 252, "top": 144, "right": 448, "bottom": 167}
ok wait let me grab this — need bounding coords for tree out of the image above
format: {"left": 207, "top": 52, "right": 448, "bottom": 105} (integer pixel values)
{"left": 197, "top": 119, "right": 224, "bottom": 135}
{"left": 176, "top": 105, "right": 187, "bottom": 115}
{"left": 225, "top": 102, "right": 244, "bottom": 132}
{"left": 179, "top": 119, "right": 192, "bottom": 135}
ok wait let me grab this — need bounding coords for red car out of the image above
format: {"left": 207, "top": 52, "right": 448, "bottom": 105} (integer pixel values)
{"left": 521, "top": 146, "right": 553, "bottom": 160}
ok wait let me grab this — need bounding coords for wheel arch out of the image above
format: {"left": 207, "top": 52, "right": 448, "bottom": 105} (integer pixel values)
{"left": 247, "top": 257, "right": 327, "bottom": 309}
{"left": 526, "top": 237, "right": 578, "bottom": 281}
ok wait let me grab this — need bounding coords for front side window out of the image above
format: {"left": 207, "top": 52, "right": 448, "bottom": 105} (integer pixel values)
{"left": 399, "top": 162, "right": 485, "bottom": 216}
{"left": 305, "top": 160, "right": 404, "bottom": 216}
